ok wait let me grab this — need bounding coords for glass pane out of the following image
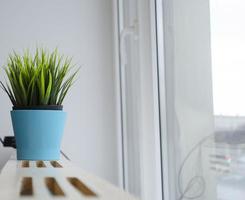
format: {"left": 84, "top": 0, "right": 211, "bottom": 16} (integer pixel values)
{"left": 211, "top": 0, "right": 245, "bottom": 116}
{"left": 210, "top": 0, "right": 245, "bottom": 200}
{"left": 162, "top": 0, "right": 245, "bottom": 199}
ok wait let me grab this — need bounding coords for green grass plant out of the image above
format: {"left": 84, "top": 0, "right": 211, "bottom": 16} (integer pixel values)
{"left": 0, "top": 48, "right": 79, "bottom": 107}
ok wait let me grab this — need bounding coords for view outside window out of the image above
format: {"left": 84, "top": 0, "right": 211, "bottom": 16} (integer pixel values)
{"left": 211, "top": 0, "right": 245, "bottom": 116}
{"left": 210, "top": 1, "right": 245, "bottom": 200}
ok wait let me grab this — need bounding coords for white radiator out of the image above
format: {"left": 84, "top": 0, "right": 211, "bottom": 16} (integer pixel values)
{"left": 0, "top": 155, "right": 137, "bottom": 200}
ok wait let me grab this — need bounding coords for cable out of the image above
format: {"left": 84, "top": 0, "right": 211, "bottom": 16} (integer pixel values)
{"left": 177, "top": 134, "right": 214, "bottom": 200}
{"left": 60, "top": 150, "right": 71, "bottom": 161}
{"left": 0, "top": 137, "right": 3, "bottom": 145}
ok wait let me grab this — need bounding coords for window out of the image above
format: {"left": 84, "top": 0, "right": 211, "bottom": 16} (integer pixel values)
{"left": 211, "top": 0, "right": 245, "bottom": 116}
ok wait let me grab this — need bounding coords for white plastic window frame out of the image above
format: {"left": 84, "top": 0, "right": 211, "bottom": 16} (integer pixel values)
{"left": 113, "top": 0, "right": 167, "bottom": 199}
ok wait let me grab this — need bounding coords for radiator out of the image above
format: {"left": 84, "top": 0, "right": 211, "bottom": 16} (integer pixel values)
{"left": 0, "top": 155, "right": 137, "bottom": 200}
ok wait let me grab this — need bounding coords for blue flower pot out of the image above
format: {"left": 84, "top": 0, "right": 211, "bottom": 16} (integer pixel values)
{"left": 11, "top": 110, "right": 66, "bottom": 160}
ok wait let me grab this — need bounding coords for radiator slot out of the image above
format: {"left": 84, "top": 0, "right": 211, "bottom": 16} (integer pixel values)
{"left": 36, "top": 161, "right": 46, "bottom": 168}
{"left": 67, "top": 177, "right": 96, "bottom": 196}
{"left": 21, "top": 161, "right": 29, "bottom": 168}
{"left": 50, "top": 161, "right": 62, "bottom": 168}
{"left": 20, "top": 177, "right": 33, "bottom": 196}
{"left": 45, "top": 177, "right": 65, "bottom": 196}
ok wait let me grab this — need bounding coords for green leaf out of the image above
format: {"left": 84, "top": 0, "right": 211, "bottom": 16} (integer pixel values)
{"left": 39, "top": 67, "right": 45, "bottom": 104}
{"left": 19, "top": 71, "right": 28, "bottom": 105}
{"left": 43, "top": 71, "right": 52, "bottom": 104}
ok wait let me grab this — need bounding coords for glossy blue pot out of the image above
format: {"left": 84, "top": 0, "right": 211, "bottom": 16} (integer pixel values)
{"left": 11, "top": 110, "right": 66, "bottom": 160}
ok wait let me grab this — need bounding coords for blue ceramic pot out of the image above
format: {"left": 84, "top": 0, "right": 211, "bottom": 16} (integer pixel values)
{"left": 11, "top": 110, "right": 66, "bottom": 160}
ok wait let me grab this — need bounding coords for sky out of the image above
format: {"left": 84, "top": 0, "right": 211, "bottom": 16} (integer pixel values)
{"left": 210, "top": 0, "right": 245, "bottom": 116}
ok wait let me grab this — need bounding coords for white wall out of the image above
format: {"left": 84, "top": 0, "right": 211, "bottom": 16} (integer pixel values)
{"left": 0, "top": 0, "right": 119, "bottom": 185}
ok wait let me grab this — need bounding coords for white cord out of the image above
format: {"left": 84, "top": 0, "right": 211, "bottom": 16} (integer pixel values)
{"left": 177, "top": 135, "right": 214, "bottom": 200}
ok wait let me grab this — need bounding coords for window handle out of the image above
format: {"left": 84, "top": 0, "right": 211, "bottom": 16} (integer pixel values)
{"left": 120, "top": 20, "right": 139, "bottom": 67}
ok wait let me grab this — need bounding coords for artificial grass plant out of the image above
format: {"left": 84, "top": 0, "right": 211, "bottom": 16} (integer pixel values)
{"left": 0, "top": 48, "right": 79, "bottom": 107}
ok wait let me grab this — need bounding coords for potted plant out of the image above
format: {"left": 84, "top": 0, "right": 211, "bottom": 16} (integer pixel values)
{"left": 0, "top": 48, "right": 78, "bottom": 160}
